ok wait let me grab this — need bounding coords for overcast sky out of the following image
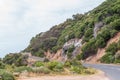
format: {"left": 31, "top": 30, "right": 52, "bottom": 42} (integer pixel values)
{"left": 0, "top": 0, "right": 105, "bottom": 58}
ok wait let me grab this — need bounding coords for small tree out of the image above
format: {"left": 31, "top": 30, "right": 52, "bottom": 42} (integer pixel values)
{"left": 95, "top": 37, "right": 106, "bottom": 48}
{"left": 106, "top": 42, "right": 118, "bottom": 54}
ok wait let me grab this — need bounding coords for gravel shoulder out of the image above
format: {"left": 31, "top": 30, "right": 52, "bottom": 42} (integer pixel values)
{"left": 18, "top": 70, "right": 109, "bottom": 80}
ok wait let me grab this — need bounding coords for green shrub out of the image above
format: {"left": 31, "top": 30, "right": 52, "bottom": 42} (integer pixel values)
{"left": 100, "top": 52, "right": 115, "bottom": 63}
{"left": 97, "top": 28, "right": 111, "bottom": 42}
{"left": 76, "top": 53, "right": 84, "bottom": 60}
{"left": 82, "top": 38, "right": 97, "bottom": 59}
{"left": 3, "top": 53, "right": 28, "bottom": 67}
{"left": 45, "top": 61, "right": 64, "bottom": 72}
{"left": 64, "top": 61, "right": 71, "bottom": 67}
{"left": 75, "top": 31, "right": 83, "bottom": 38}
{"left": 5, "top": 65, "right": 14, "bottom": 72}
{"left": 44, "top": 58, "right": 49, "bottom": 62}
{"left": 71, "top": 66, "right": 83, "bottom": 74}
{"left": 66, "top": 45, "right": 75, "bottom": 59}
{"left": 47, "top": 61, "right": 58, "bottom": 70}
{"left": 106, "top": 43, "right": 118, "bottom": 54}
{"left": 67, "top": 53, "right": 72, "bottom": 59}
{"left": 0, "top": 69, "right": 15, "bottom": 80}
{"left": 84, "top": 68, "right": 96, "bottom": 74}
{"left": 71, "top": 59, "right": 81, "bottom": 66}
{"left": 52, "top": 46, "right": 60, "bottom": 53}
{"left": 114, "top": 59, "right": 120, "bottom": 63}
{"left": 33, "top": 49, "right": 44, "bottom": 57}
{"left": 95, "top": 37, "right": 106, "bottom": 48}
{"left": 67, "top": 59, "right": 85, "bottom": 74}
{"left": 83, "top": 28, "right": 93, "bottom": 42}
{"left": 0, "top": 62, "right": 5, "bottom": 69}
{"left": 117, "top": 40, "right": 120, "bottom": 49}
{"left": 64, "top": 59, "right": 95, "bottom": 74}
{"left": 104, "top": 16, "right": 114, "bottom": 24}
{"left": 110, "top": 30, "right": 118, "bottom": 38}
{"left": 47, "top": 61, "right": 63, "bottom": 71}
{"left": 1, "top": 72, "right": 15, "bottom": 80}
{"left": 110, "top": 19, "right": 120, "bottom": 30}
{"left": 65, "top": 59, "right": 82, "bottom": 67}
{"left": 32, "top": 67, "right": 50, "bottom": 74}
{"left": 114, "top": 51, "right": 120, "bottom": 63}
{"left": 54, "top": 62, "right": 63, "bottom": 70}
{"left": 33, "top": 61, "right": 44, "bottom": 67}
{"left": 67, "top": 45, "right": 75, "bottom": 53}
{"left": 67, "top": 33, "right": 75, "bottom": 41}
{"left": 14, "top": 66, "right": 33, "bottom": 73}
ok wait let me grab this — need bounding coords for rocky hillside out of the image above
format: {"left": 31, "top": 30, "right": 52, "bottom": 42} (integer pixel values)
{"left": 23, "top": 0, "right": 120, "bottom": 63}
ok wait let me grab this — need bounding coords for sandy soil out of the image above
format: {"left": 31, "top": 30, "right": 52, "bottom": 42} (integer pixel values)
{"left": 18, "top": 71, "right": 109, "bottom": 80}
{"left": 18, "top": 75, "right": 109, "bottom": 80}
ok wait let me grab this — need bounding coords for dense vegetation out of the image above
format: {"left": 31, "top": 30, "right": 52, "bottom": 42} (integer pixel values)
{"left": 0, "top": 69, "right": 15, "bottom": 80}
{"left": 0, "top": 61, "right": 15, "bottom": 80}
{"left": 23, "top": 0, "right": 120, "bottom": 64}
{"left": 3, "top": 53, "right": 28, "bottom": 67}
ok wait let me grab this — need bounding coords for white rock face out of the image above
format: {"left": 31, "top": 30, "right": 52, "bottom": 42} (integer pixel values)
{"left": 94, "top": 22, "right": 104, "bottom": 38}
{"left": 63, "top": 39, "right": 82, "bottom": 50}
{"left": 62, "top": 38, "right": 83, "bottom": 58}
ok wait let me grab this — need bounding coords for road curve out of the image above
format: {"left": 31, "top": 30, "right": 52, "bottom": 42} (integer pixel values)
{"left": 83, "top": 63, "right": 120, "bottom": 80}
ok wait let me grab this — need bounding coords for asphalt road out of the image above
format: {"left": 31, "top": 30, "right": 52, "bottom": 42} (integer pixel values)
{"left": 83, "top": 63, "right": 120, "bottom": 80}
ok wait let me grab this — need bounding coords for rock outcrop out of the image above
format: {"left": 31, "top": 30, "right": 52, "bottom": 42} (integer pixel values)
{"left": 93, "top": 22, "right": 104, "bottom": 38}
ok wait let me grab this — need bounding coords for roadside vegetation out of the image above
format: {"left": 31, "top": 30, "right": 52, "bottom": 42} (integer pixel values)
{"left": 0, "top": 60, "right": 96, "bottom": 80}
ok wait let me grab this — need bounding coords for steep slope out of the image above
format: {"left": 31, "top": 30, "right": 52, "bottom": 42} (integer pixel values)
{"left": 86, "top": 32, "right": 120, "bottom": 63}
{"left": 24, "top": 20, "right": 74, "bottom": 57}
{"left": 23, "top": 0, "right": 120, "bottom": 63}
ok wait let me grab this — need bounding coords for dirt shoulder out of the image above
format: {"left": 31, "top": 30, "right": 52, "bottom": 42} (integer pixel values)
{"left": 18, "top": 70, "right": 109, "bottom": 80}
